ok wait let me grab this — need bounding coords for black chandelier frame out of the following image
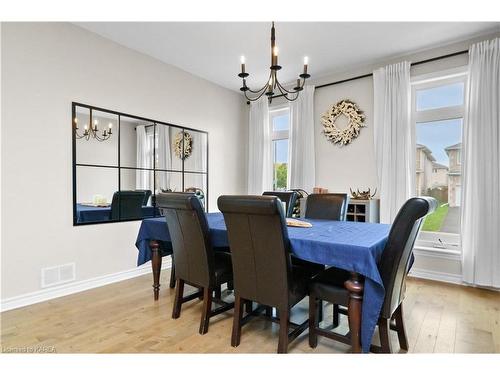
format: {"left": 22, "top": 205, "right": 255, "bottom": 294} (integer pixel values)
{"left": 238, "top": 22, "right": 310, "bottom": 103}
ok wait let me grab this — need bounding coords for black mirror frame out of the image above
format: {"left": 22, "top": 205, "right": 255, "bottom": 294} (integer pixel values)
{"left": 72, "top": 102, "right": 209, "bottom": 226}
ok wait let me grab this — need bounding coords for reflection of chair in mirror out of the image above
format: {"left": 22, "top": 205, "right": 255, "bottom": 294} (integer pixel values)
{"left": 110, "top": 191, "right": 146, "bottom": 220}
{"left": 184, "top": 187, "right": 205, "bottom": 209}
{"left": 135, "top": 189, "right": 152, "bottom": 205}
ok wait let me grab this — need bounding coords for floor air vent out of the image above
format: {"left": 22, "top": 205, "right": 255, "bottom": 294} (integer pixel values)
{"left": 41, "top": 263, "right": 76, "bottom": 288}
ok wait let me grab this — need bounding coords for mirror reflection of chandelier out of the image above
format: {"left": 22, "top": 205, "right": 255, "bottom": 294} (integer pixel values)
{"left": 238, "top": 21, "right": 311, "bottom": 103}
{"left": 74, "top": 113, "right": 113, "bottom": 142}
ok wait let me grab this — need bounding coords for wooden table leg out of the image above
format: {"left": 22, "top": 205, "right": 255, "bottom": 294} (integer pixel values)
{"left": 344, "top": 272, "right": 364, "bottom": 353}
{"left": 150, "top": 240, "right": 162, "bottom": 301}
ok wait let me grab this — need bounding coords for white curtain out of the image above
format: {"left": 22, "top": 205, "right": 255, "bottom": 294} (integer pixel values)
{"left": 461, "top": 38, "right": 500, "bottom": 288}
{"left": 156, "top": 125, "right": 171, "bottom": 191}
{"left": 247, "top": 96, "right": 272, "bottom": 194}
{"left": 288, "top": 85, "right": 316, "bottom": 192}
{"left": 136, "top": 125, "right": 153, "bottom": 190}
{"left": 373, "top": 61, "right": 414, "bottom": 224}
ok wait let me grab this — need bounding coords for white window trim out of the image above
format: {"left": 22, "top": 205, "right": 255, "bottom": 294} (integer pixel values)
{"left": 411, "top": 66, "right": 467, "bottom": 253}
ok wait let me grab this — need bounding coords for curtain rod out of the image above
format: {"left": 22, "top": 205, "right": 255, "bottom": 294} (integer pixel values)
{"left": 258, "top": 49, "right": 469, "bottom": 103}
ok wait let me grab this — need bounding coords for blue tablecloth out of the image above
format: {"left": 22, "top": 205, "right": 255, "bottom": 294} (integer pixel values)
{"left": 135, "top": 212, "right": 391, "bottom": 353}
{"left": 77, "top": 204, "right": 157, "bottom": 223}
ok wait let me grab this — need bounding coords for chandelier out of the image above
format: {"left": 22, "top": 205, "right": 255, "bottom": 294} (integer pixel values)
{"left": 74, "top": 116, "right": 113, "bottom": 141}
{"left": 238, "top": 22, "right": 310, "bottom": 103}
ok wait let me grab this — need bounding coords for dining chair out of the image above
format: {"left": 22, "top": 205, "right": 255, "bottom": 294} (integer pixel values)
{"left": 304, "top": 193, "right": 349, "bottom": 221}
{"left": 134, "top": 189, "right": 152, "bottom": 205}
{"left": 262, "top": 191, "right": 298, "bottom": 218}
{"left": 156, "top": 192, "right": 234, "bottom": 334}
{"left": 218, "top": 195, "right": 313, "bottom": 353}
{"left": 308, "top": 196, "right": 437, "bottom": 353}
{"left": 110, "top": 190, "right": 146, "bottom": 220}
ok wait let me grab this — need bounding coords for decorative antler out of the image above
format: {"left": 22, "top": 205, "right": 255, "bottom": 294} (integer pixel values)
{"left": 350, "top": 187, "right": 377, "bottom": 200}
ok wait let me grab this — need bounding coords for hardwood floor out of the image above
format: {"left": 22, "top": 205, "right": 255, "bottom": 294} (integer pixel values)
{"left": 1, "top": 272, "right": 499, "bottom": 353}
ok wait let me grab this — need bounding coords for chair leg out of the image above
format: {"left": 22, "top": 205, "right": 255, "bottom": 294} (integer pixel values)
{"left": 318, "top": 300, "right": 323, "bottom": 323}
{"left": 265, "top": 306, "right": 273, "bottom": 317}
{"left": 393, "top": 304, "right": 408, "bottom": 351}
{"left": 231, "top": 294, "right": 244, "bottom": 347}
{"left": 169, "top": 262, "right": 176, "bottom": 289}
{"left": 333, "top": 304, "right": 340, "bottom": 328}
{"left": 378, "top": 318, "right": 392, "bottom": 353}
{"left": 172, "top": 278, "right": 184, "bottom": 319}
{"left": 277, "top": 309, "right": 290, "bottom": 354}
{"left": 214, "top": 285, "right": 222, "bottom": 299}
{"left": 199, "top": 287, "right": 213, "bottom": 335}
{"left": 309, "top": 294, "right": 318, "bottom": 348}
{"left": 245, "top": 300, "right": 253, "bottom": 313}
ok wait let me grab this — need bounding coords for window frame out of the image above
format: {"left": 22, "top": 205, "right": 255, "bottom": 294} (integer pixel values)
{"left": 411, "top": 66, "right": 467, "bottom": 252}
{"left": 269, "top": 105, "right": 290, "bottom": 190}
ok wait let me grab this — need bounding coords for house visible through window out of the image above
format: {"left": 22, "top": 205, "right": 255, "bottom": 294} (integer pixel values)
{"left": 412, "top": 67, "right": 466, "bottom": 251}
{"left": 269, "top": 107, "right": 290, "bottom": 190}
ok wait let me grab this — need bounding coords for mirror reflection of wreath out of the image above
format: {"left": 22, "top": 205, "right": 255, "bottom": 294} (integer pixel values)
{"left": 174, "top": 131, "right": 193, "bottom": 160}
{"left": 321, "top": 99, "right": 366, "bottom": 146}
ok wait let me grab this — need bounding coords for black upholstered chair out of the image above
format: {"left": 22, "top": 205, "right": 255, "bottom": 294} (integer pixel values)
{"left": 110, "top": 191, "right": 146, "bottom": 220}
{"left": 156, "top": 192, "right": 234, "bottom": 335}
{"left": 262, "top": 191, "right": 298, "bottom": 218}
{"left": 304, "top": 193, "right": 349, "bottom": 221}
{"left": 308, "top": 196, "right": 437, "bottom": 353}
{"left": 218, "top": 195, "right": 313, "bottom": 353}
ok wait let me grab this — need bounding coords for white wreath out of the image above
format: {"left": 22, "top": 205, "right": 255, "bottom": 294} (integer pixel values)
{"left": 321, "top": 100, "right": 366, "bottom": 146}
{"left": 173, "top": 131, "right": 193, "bottom": 160}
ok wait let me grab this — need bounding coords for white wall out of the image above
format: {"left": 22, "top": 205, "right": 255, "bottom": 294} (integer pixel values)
{"left": 314, "top": 76, "right": 377, "bottom": 195}
{"left": 1, "top": 22, "right": 247, "bottom": 300}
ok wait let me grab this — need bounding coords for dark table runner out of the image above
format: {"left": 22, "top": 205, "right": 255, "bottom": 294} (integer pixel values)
{"left": 135, "top": 212, "right": 391, "bottom": 352}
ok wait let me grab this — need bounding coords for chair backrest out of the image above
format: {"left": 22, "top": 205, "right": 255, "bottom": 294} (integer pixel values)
{"left": 379, "top": 196, "right": 437, "bottom": 318}
{"left": 218, "top": 195, "right": 292, "bottom": 310}
{"left": 110, "top": 191, "right": 146, "bottom": 220}
{"left": 262, "top": 191, "right": 298, "bottom": 218}
{"left": 156, "top": 192, "right": 214, "bottom": 288}
{"left": 135, "top": 189, "right": 152, "bottom": 205}
{"left": 304, "top": 193, "right": 349, "bottom": 220}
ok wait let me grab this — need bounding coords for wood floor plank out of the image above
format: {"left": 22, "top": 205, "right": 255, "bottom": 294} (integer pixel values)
{"left": 1, "top": 272, "right": 498, "bottom": 353}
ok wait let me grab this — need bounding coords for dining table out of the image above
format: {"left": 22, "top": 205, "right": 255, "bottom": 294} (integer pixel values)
{"left": 135, "top": 212, "right": 391, "bottom": 353}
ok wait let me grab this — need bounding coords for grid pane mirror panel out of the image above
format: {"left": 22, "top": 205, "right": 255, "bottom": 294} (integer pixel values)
{"left": 73, "top": 103, "right": 208, "bottom": 225}
{"left": 75, "top": 107, "right": 118, "bottom": 167}
{"left": 183, "top": 130, "right": 208, "bottom": 173}
{"left": 75, "top": 166, "right": 117, "bottom": 224}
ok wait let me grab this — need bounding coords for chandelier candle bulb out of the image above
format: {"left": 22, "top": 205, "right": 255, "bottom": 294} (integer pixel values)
{"left": 303, "top": 56, "right": 309, "bottom": 74}
{"left": 240, "top": 56, "right": 246, "bottom": 74}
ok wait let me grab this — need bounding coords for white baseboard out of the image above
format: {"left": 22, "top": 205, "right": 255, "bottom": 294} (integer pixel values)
{"left": 409, "top": 268, "right": 462, "bottom": 285}
{"left": 0, "top": 260, "right": 172, "bottom": 313}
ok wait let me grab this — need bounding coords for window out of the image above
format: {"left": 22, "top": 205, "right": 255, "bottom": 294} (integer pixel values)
{"left": 411, "top": 67, "right": 467, "bottom": 251}
{"left": 269, "top": 106, "right": 290, "bottom": 190}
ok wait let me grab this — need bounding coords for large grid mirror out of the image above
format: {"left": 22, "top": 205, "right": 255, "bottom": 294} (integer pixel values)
{"left": 72, "top": 102, "right": 208, "bottom": 225}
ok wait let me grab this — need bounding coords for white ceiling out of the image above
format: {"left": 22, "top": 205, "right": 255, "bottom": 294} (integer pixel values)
{"left": 76, "top": 22, "right": 499, "bottom": 92}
